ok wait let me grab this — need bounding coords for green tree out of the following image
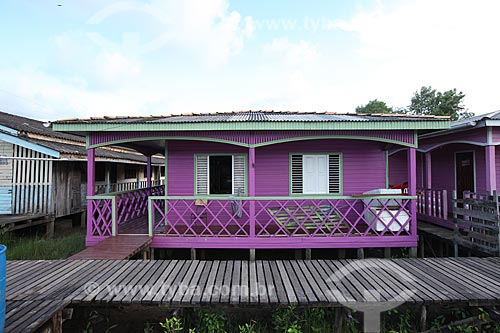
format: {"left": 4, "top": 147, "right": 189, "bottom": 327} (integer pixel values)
{"left": 355, "top": 99, "right": 393, "bottom": 114}
{"left": 408, "top": 86, "right": 474, "bottom": 120}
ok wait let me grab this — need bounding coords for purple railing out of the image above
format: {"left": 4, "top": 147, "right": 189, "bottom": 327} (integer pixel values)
{"left": 417, "top": 188, "right": 450, "bottom": 228}
{"left": 148, "top": 196, "right": 417, "bottom": 249}
{"left": 87, "top": 185, "right": 165, "bottom": 238}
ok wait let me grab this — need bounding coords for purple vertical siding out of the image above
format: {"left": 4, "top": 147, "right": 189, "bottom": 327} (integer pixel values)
{"left": 90, "top": 130, "right": 416, "bottom": 147}
{"left": 168, "top": 141, "right": 246, "bottom": 195}
{"left": 431, "top": 143, "right": 486, "bottom": 208}
{"left": 388, "top": 151, "right": 407, "bottom": 187}
{"left": 495, "top": 146, "right": 500, "bottom": 188}
{"left": 167, "top": 139, "right": 388, "bottom": 196}
{"left": 492, "top": 127, "right": 500, "bottom": 143}
{"left": 255, "top": 139, "right": 387, "bottom": 196}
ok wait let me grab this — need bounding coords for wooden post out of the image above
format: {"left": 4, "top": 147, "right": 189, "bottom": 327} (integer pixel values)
{"left": 190, "top": 248, "right": 196, "bottom": 260}
{"left": 249, "top": 249, "right": 255, "bottom": 261}
{"left": 334, "top": 307, "right": 344, "bottom": 332}
{"left": 357, "top": 248, "right": 364, "bottom": 259}
{"left": 419, "top": 305, "right": 427, "bottom": 331}
{"left": 305, "top": 248, "right": 312, "bottom": 260}
{"left": 409, "top": 247, "right": 417, "bottom": 258}
{"left": 46, "top": 216, "right": 55, "bottom": 239}
{"left": 248, "top": 146, "right": 256, "bottom": 261}
{"left": 80, "top": 211, "right": 86, "bottom": 228}
{"left": 453, "top": 190, "right": 459, "bottom": 257}
{"left": 104, "top": 162, "right": 111, "bottom": 193}
{"left": 52, "top": 310, "right": 63, "bottom": 333}
{"left": 338, "top": 248, "right": 345, "bottom": 259}
{"left": 86, "top": 148, "right": 95, "bottom": 238}
{"left": 146, "top": 156, "right": 152, "bottom": 188}
{"left": 408, "top": 147, "right": 418, "bottom": 255}
{"left": 425, "top": 152, "right": 432, "bottom": 189}
{"left": 486, "top": 145, "right": 497, "bottom": 193}
{"left": 419, "top": 234, "right": 425, "bottom": 258}
{"left": 384, "top": 248, "right": 391, "bottom": 258}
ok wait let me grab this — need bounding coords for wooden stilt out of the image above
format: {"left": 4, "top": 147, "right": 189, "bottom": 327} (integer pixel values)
{"left": 357, "top": 248, "right": 364, "bottom": 260}
{"left": 46, "top": 216, "right": 55, "bottom": 239}
{"left": 80, "top": 211, "right": 86, "bottom": 228}
{"left": 190, "top": 248, "right": 196, "bottom": 260}
{"left": 294, "top": 249, "right": 302, "bottom": 260}
{"left": 150, "top": 248, "right": 155, "bottom": 260}
{"left": 409, "top": 247, "right": 417, "bottom": 258}
{"left": 419, "top": 235, "right": 425, "bottom": 258}
{"left": 305, "top": 248, "right": 312, "bottom": 260}
{"left": 419, "top": 305, "right": 427, "bottom": 331}
{"left": 384, "top": 248, "right": 391, "bottom": 258}
{"left": 338, "top": 248, "right": 345, "bottom": 259}
{"left": 334, "top": 307, "right": 344, "bottom": 333}
{"left": 143, "top": 249, "right": 148, "bottom": 260}
{"left": 52, "top": 310, "right": 63, "bottom": 333}
{"left": 249, "top": 249, "right": 256, "bottom": 262}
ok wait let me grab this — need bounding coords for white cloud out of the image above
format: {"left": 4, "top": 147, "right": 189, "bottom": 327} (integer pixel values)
{"left": 333, "top": 0, "right": 500, "bottom": 114}
{"left": 85, "top": 0, "right": 252, "bottom": 66}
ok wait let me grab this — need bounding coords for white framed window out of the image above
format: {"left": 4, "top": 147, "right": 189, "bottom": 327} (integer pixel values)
{"left": 290, "top": 153, "right": 342, "bottom": 195}
{"left": 195, "top": 154, "right": 246, "bottom": 195}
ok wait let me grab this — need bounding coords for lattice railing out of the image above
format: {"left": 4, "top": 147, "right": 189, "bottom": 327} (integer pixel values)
{"left": 87, "top": 185, "right": 164, "bottom": 237}
{"left": 148, "top": 196, "right": 416, "bottom": 240}
{"left": 88, "top": 196, "right": 116, "bottom": 237}
{"left": 417, "top": 188, "right": 448, "bottom": 224}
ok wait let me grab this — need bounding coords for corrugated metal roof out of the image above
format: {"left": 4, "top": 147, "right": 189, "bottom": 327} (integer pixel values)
{"left": 55, "top": 110, "right": 450, "bottom": 124}
{"left": 25, "top": 137, "right": 164, "bottom": 164}
{"left": 452, "top": 110, "right": 500, "bottom": 128}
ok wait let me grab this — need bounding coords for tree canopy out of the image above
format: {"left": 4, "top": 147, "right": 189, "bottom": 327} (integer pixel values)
{"left": 355, "top": 99, "right": 393, "bottom": 114}
{"left": 407, "top": 86, "right": 474, "bottom": 120}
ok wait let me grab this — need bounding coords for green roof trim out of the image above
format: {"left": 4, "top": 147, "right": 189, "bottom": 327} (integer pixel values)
{"left": 53, "top": 120, "right": 451, "bottom": 132}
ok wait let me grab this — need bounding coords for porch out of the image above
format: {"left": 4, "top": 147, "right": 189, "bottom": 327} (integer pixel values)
{"left": 87, "top": 188, "right": 417, "bottom": 249}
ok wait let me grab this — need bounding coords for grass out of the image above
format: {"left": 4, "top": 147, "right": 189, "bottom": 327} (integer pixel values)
{"left": 1, "top": 231, "right": 85, "bottom": 260}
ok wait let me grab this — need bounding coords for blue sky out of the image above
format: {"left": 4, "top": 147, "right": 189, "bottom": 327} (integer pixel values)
{"left": 1, "top": 0, "right": 499, "bottom": 120}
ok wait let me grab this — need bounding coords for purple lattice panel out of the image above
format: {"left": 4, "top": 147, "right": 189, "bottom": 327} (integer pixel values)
{"left": 116, "top": 185, "right": 165, "bottom": 225}
{"left": 89, "top": 198, "right": 113, "bottom": 237}
{"left": 149, "top": 197, "right": 415, "bottom": 240}
{"left": 254, "top": 198, "right": 413, "bottom": 238}
{"left": 151, "top": 199, "right": 250, "bottom": 237}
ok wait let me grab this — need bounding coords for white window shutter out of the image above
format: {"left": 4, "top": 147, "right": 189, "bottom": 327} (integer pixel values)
{"left": 328, "top": 154, "right": 341, "bottom": 194}
{"left": 291, "top": 155, "right": 303, "bottom": 194}
{"left": 195, "top": 155, "right": 208, "bottom": 194}
{"left": 233, "top": 155, "right": 246, "bottom": 195}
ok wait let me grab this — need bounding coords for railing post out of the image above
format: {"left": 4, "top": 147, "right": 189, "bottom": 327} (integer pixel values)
{"left": 442, "top": 190, "right": 448, "bottom": 219}
{"left": 408, "top": 148, "right": 417, "bottom": 237}
{"left": 146, "top": 156, "right": 152, "bottom": 188}
{"left": 112, "top": 196, "right": 117, "bottom": 236}
{"left": 248, "top": 147, "right": 256, "bottom": 238}
{"left": 87, "top": 148, "right": 95, "bottom": 237}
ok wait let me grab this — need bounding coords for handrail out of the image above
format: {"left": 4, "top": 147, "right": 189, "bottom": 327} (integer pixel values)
{"left": 148, "top": 194, "right": 417, "bottom": 201}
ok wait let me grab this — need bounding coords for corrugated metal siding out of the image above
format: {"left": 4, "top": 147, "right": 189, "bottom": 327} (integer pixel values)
{"left": 90, "top": 130, "right": 415, "bottom": 147}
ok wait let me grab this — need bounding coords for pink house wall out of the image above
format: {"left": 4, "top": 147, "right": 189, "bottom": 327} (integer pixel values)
{"left": 167, "top": 139, "right": 388, "bottom": 196}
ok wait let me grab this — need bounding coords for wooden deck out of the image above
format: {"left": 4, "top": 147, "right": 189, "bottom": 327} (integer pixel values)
{"left": 7, "top": 257, "right": 500, "bottom": 309}
{"left": 68, "top": 235, "right": 151, "bottom": 260}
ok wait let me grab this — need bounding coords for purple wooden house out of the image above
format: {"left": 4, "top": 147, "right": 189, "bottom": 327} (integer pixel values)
{"left": 53, "top": 111, "right": 449, "bottom": 252}
{"left": 390, "top": 111, "right": 500, "bottom": 229}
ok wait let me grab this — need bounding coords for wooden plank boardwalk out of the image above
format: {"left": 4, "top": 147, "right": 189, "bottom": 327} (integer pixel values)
{"left": 6, "top": 257, "right": 500, "bottom": 331}
{"left": 68, "top": 235, "right": 151, "bottom": 260}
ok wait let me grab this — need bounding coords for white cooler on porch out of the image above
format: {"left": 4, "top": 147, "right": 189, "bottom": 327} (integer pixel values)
{"left": 363, "top": 189, "right": 410, "bottom": 232}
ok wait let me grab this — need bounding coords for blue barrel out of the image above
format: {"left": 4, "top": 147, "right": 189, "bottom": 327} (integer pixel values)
{"left": 0, "top": 244, "right": 6, "bottom": 333}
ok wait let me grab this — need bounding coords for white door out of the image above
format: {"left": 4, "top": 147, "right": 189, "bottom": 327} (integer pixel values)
{"left": 303, "top": 155, "right": 328, "bottom": 194}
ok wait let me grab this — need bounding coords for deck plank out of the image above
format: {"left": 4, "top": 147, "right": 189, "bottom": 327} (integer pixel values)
{"left": 68, "top": 235, "right": 151, "bottom": 260}
{"left": 5, "top": 256, "right": 500, "bottom": 332}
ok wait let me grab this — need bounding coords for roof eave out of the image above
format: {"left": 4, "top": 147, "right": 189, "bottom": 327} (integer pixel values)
{"left": 52, "top": 120, "right": 451, "bottom": 132}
